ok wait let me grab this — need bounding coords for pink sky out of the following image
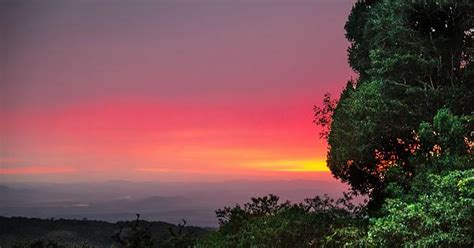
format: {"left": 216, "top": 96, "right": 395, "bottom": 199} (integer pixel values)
{"left": 1, "top": 0, "right": 355, "bottom": 182}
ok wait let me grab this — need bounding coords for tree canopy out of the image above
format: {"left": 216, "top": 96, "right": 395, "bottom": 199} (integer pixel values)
{"left": 324, "top": 0, "right": 474, "bottom": 209}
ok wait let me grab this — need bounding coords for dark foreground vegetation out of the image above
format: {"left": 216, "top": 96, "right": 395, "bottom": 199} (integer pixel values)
{"left": 0, "top": 216, "right": 209, "bottom": 248}
{"left": 2, "top": 0, "right": 473, "bottom": 247}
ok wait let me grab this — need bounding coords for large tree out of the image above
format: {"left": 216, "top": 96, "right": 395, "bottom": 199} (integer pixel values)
{"left": 322, "top": 0, "right": 474, "bottom": 209}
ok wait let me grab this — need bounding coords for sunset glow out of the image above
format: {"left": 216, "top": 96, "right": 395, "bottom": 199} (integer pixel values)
{"left": 1, "top": 0, "right": 354, "bottom": 182}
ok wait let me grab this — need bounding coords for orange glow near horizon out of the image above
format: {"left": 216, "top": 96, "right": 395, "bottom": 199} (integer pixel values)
{"left": 247, "top": 159, "right": 328, "bottom": 172}
{"left": 1, "top": 97, "right": 330, "bottom": 182}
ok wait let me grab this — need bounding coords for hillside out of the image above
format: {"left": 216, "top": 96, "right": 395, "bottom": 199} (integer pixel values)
{"left": 0, "top": 216, "right": 210, "bottom": 248}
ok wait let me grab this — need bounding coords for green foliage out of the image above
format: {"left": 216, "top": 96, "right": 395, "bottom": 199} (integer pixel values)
{"left": 196, "top": 194, "right": 368, "bottom": 248}
{"left": 313, "top": 0, "right": 474, "bottom": 246}
{"left": 418, "top": 108, "right": 471, "bottom": 159}
{"left": 365, "top": 109, "right": 474, "bottom": 247}
{"left": 368, "top": 169, "right": 474, "bottom": 247}
{"left": 325, "top": 0, "right": 474, "bottom": 209}
{"left": 347, "top": 0, "right": 474, "bottom": 86}
{"left": 345, "top": 0, "right": 381, "bottom": 78}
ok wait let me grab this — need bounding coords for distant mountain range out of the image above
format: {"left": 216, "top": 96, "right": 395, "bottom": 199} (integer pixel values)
{"left": 0, "top": 179, "right": 351, "bottom": 227}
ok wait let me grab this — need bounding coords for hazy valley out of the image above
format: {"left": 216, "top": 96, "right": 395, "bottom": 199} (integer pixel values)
{"left": 1, "top": 177, "right": 348, "bottom": 227}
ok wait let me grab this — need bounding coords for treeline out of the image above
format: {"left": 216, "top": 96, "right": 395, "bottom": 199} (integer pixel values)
{"left": 0, "top": 216, "right": 208, "bottom": 248}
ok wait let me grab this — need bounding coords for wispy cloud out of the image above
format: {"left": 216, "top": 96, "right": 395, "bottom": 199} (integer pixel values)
{"left": 0, "top": 166, "right": 76, "bottom": 175}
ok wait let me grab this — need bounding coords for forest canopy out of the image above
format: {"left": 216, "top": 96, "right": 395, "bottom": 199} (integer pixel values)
{"left": 325, "top": 0, "right": 473, "bottom": 209}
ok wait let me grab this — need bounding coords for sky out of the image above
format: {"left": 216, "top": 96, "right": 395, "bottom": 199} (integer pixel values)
{"left": 0, "top": 0, "right": 355, "bottom": 183}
